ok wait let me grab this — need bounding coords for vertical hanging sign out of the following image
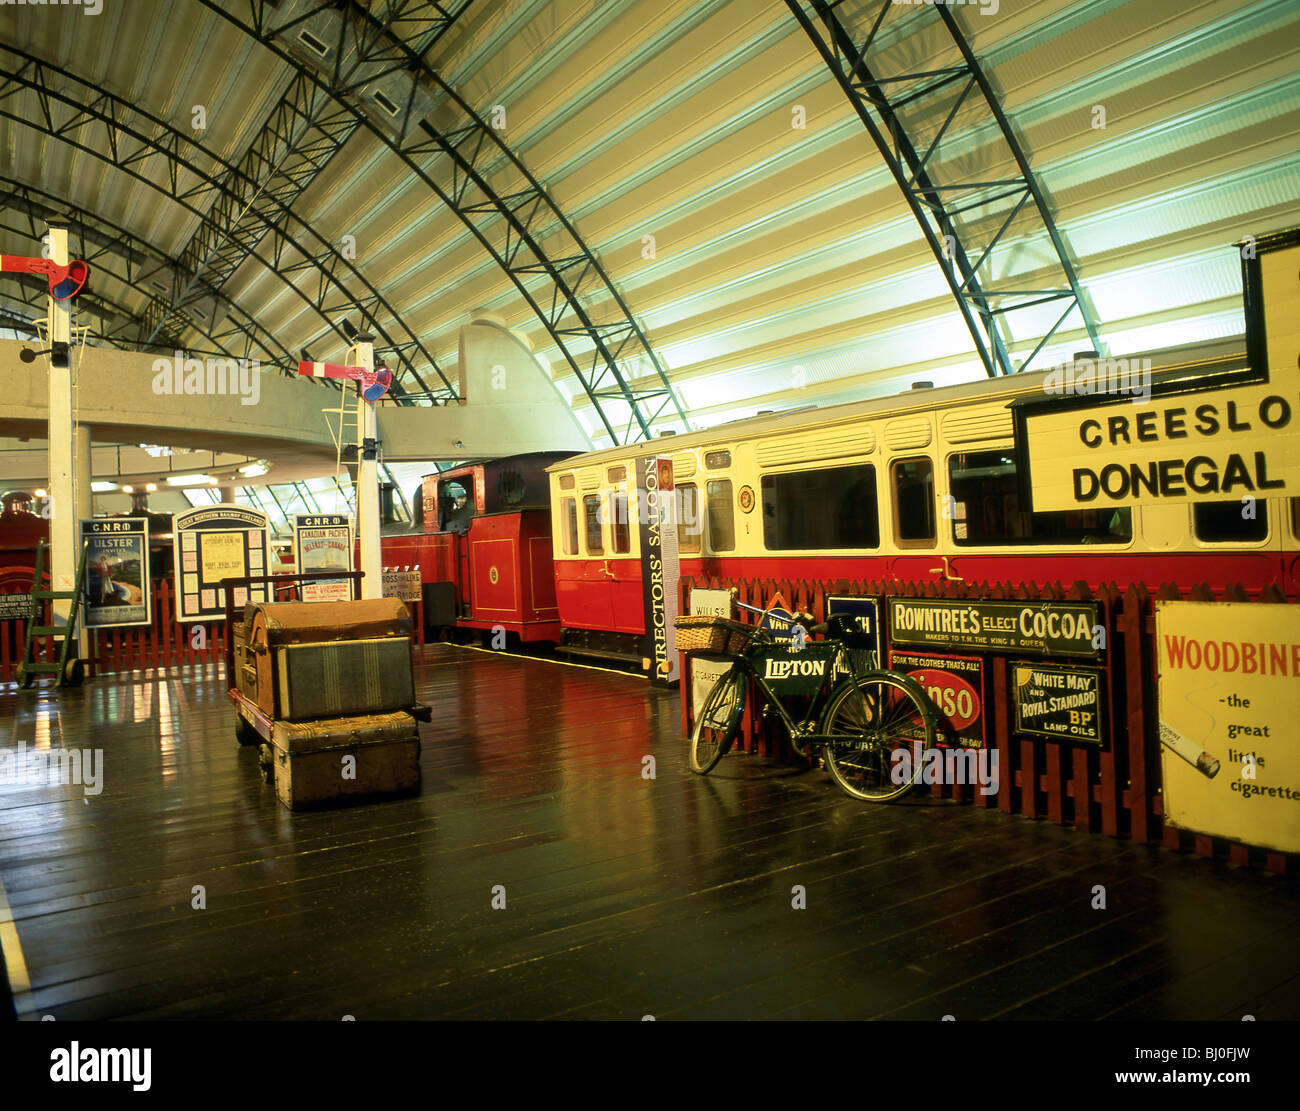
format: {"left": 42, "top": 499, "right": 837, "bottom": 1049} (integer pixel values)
{"left": 172, "top": 504, "right": 270, "bottom": 621}
{"left": 79, "top": 518, "right": 151, "bottom": 628}
{"left": 636, "top": 456, "right": 680, "bottom": 686}
{"left": 293, "top": 514, "right": 354, "bottom": 602}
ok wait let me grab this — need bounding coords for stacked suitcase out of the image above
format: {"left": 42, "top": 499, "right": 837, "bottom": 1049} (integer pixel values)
{"left": 236, "top": 598, "right": 423, "bottom": 809}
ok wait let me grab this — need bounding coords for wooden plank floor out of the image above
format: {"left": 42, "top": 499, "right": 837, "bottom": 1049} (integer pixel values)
{"left": 1, "top": 644, "right": 1297, "bottom": 1021}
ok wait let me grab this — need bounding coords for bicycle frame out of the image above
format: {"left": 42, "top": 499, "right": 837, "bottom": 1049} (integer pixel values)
{"left": 731, "top": 633, "right": 877, "bottom": 749}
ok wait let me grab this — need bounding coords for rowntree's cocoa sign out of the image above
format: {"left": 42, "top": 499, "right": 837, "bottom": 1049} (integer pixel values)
{"left": 888, "top": 599, "right": 1101, "bottom": 659}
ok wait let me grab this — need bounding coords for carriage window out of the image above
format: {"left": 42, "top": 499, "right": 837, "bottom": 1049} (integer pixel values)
{"left": 706, "top": 480, "right": 735, "bottom": 552}
{"left": 607, "top": 466, "right": 627, "bottom": 483}
{"left": 583, "top": 495, "right": 603, "bottom": 554}
{"left": 558, "top": 474, "right": 575, "bottom": 490}
{"left": 560, "top": 498, "right": 578, "bottom": 555}
{"left": 610, "top": 492, "right": 630, "bottom": 554}
{"left": 892, "top": 458, "right": 935, "bottom": 545}
{"left": 439, "top": 478, "right": 475, "bottom": 533}
{"left": 761, "top": 464, "right": 879, "bottom": 550}
{"left": 678, "top": 484, "right": 701, "bottom": 554}
{"left": 948, "top": 451, "right": 1131, "bottom": 545}
{"left": 1192, "top": 501, "right": 1268, "bottom": 543}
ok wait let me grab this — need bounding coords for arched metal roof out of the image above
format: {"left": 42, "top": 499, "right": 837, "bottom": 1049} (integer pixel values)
{"left": 2, "top": 0, "right": 1296, "bottom": 447}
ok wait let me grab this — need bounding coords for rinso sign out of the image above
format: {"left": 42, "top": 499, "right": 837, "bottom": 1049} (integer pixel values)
{"left": 1014, "top": 232, "right": 1300, "bottom": 510}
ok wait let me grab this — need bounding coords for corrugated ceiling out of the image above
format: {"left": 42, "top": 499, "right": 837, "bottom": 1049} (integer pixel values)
{"left": 1, "top": 0, "right": 1296, "bottom": 450}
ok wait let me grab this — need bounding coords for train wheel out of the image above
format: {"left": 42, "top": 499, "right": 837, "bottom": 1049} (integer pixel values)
{"left": 62, "top": 657, "right": 85, "bottom": 688}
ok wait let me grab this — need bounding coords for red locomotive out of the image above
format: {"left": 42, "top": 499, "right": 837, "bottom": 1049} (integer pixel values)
{"left": 381, "top": 451, "right": 575, "bottom": 644}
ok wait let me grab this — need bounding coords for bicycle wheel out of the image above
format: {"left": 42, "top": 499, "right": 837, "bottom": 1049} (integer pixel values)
{"left": 689, "top": 666, "right": 746, "bottom": 775}
{"left": 820, "top": 672, "right": 935, "bottom": 801}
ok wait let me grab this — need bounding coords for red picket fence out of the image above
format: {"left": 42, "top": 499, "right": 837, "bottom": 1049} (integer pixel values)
{"left": 0, "top": 577, "right": 427, "bottom": 683}
{"left": 678, "top": 574, "right": 1297, "bottom": 875}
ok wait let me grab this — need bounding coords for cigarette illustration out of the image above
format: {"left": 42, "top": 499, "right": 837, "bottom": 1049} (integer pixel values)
{"left": 1159, "top": 722, "right": 1221, "bottom": 779}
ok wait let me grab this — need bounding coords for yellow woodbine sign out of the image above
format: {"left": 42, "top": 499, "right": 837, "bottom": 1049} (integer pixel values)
{"left": 1020, "top": 237, "right": 1300, "bottom": 511}
{"left": 1157, "top": 601, "right": 1300, "bottom": 854}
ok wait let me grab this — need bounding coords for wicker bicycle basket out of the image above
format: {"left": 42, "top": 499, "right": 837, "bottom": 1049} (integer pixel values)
{"left": 673, "top": 615, "right": 753, "bottom": 655}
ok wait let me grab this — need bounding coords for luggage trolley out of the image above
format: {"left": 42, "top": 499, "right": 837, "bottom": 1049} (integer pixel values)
{"left": 221, "top": 572, "right": 433, "bottom": 809}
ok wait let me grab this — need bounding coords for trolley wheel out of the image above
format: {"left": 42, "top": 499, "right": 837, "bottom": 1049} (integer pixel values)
{"left": 258, "top": 743, "right": 275, "bottom": 784}
{"left": 62, "top": 657, "right": 85, "bottom": 688}
{"left": 235, "top": 713, "right": 260, "bottom": 747}
{"left": 689, "top": 666, "right": 746, "bottom": 775}
{"left": 820, "top": 672, "right": 936, "bottom": 802}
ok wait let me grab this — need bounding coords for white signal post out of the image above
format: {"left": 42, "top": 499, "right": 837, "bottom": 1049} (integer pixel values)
{"left": 45, "top": 220, "right": 85, "bottom": 648}
{"left": 354, "top": 336, "right": 382, "bottom": 600}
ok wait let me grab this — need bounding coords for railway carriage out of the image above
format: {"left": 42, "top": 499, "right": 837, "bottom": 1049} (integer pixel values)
{"left": 547, "top": 361, "right": 1300, "bottom": 664}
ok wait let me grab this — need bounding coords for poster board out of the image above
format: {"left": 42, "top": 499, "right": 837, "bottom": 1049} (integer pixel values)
{"left": 688, "top": 588, "right": 732, "bottom": 717}
{"left": 1012, "top": 662, "right": 1106, "bottom": 747}
{"left": 1156, "top": 601, "right": 1300, "bottom": 854}
{"left": 172, "top": 505, "right": 269, "bottom": 622}
{"left": 888, "top": 597, "right": 1100, "bottom": 659}
{"left": 888, "top": 651, "right": 985, "bottom": 748}
{"left": 293, "top": 514, "right": 353, "bottom": 602}
{"left": 80, "top": 518, "right": 150, "bottom": 628}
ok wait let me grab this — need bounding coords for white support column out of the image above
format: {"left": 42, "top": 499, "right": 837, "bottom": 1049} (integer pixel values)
{"left": 45, "top": 221, "right": 78, "bottom": 634}
{"left": 354, "top": 337, "right": 382, "bottom": 600}
{"left": 74, "top": 423, "right": 92, "bottom": 658}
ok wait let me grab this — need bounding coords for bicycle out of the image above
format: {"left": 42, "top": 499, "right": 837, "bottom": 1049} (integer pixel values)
{"left": 675, "top": 602, "right": 938, "bottom": 802}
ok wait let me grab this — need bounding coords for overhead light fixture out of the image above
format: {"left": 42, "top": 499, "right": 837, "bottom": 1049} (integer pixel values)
{"left": 34, "top": 487, "right": 47, "bottom": 497}
{"left": 144, "top": 483, "right": 158, "bottom": 492}
{"left": 165, "top": 474, "right": 214, "bottom": 487}
{"left": 91, "top": 481, "right": 118, "bottom": 493}
{"left": 239, "top": 461, "right": 270, "bottom": 477}
{"left": 121, "top": 485, "right": 134, "bottom": 494}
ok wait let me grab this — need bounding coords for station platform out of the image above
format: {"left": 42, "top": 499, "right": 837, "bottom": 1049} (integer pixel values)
{"left": 1, "top": 645, "right": 1297, "bottom": 1021}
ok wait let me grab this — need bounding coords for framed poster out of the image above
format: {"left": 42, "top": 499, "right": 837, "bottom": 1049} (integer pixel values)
{"left": 172, "top": 505, "right": 270, "bottom": 622}
{"left": 888, "top": 597, "right": 1100, "bottom": 659}
{"left": 293, "top": 514, "right": 354, "bottom": 602}
{"left": 80, "top": 518, "right": 150, "bottom": 628}
{"left": 888, "top": 651, "right": 985, "bottom": 748}
{"left": 1156, "top": 600, "right": 1300, "bottom": 854}
{"left": 1012, "top": 662, "right": 1105, "bottom": 747}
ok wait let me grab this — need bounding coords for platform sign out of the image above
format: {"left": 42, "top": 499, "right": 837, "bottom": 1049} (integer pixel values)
{"left": 293, "top": 514, "right": 353, "bottom": 602}
{"left": 1012, "top": 663, "right": 1105, "bottom": 747}
{"left": 888, "top": 651, "right": 985, "bottom": 748}
{"left": 80, "top": 518, "right": 150, "bottom": 628}
{"left": 1014, "top": 230, "right": 1300, "bottom": 511}
{"left": 888, "top": 598, "right": 1100, "bottom": 659}
{"left": 1157, "top": 601, "right": 1300, "bottom": 854}
{"left": 758, "top": 592, "right": 799, "bottom": 644}
{"left": 382, "top": 569, "right": 421, "bottom": 603}
{"left": 0, "top": 594, "right": 32, "bottom": 621}
{"left": 636, "top": 456, "right": 680, "bottom": 686}
{"left": 173, "top": 505, "right": 269, "bottom": 622}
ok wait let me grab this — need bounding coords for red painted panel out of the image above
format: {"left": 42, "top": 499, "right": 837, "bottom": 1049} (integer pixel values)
{"left": 468, "top": 515, "right": 524, "bottom": 624}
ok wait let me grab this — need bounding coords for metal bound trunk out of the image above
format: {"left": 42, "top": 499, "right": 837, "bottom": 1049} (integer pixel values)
{"left": 243, "top": 598, "right": 414, "bottom": 720}
{"left": 275, "top": 637, "right": 414, "bottom": 720}
{"left": 268, "top": 711, "right": 420, "bottom": 810}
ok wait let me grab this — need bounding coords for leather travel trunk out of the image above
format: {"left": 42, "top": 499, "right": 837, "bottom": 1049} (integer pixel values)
{"left": 268, "top": 711, "right": 420, "bottom": 810}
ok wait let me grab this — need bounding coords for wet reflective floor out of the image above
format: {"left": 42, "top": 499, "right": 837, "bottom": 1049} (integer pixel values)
{"left": 1, "top": 644, "right": 1297, "bottom": 1020}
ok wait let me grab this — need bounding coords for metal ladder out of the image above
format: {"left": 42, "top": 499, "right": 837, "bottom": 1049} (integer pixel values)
{"left": 18, "top": 538, "right": 88, "bottom": 689}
